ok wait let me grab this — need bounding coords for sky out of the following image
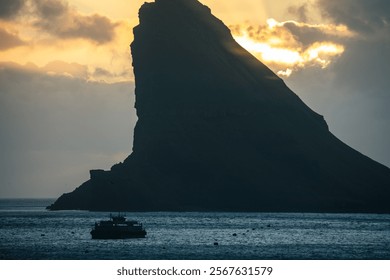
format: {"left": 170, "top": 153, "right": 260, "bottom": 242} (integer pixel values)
{"left": 0, "top": 0, "right": 389, "bottom": 198}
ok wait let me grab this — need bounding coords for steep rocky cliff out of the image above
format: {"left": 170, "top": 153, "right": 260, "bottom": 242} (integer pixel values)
{"left": 48, "top": 0, "right": 390, "bottom": 212}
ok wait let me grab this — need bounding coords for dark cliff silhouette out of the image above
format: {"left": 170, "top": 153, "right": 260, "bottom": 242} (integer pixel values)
{"left": 48, "top": 0, "right": 390, "bottom": 213}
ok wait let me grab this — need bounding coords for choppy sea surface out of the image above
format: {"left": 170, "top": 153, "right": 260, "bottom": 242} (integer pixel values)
{"left": 0, "top": 199, "right": 389, "bottom": 260}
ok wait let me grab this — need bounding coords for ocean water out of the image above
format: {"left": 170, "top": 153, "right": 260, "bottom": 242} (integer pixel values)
{"left": 0, "top": 199, "right": 389, "bottom": 260}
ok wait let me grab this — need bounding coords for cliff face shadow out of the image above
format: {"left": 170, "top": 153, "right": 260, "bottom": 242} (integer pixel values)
{"left": 48, "top": 0, "right": 390, "bottom": 213}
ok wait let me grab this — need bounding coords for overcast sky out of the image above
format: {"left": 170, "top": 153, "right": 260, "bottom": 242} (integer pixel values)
{"left": 1, "top": 0, "right": 389, "bottom": 198}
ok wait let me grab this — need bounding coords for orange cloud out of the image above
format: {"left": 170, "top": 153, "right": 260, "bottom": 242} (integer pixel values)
{"left": 0, "top": 27, "right": 25, "bottom": 50}
{"left": 0, "top": 0, "right": 133, "bottom": 83}
{"left": 27, "top": 0, "right": 118, "bottom": 44}
{"left": 230, "top": 18, "right": 353, "bottom": 77}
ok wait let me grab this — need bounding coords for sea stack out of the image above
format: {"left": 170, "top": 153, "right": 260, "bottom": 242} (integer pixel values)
{"left": 48, "top": 0, "right": 390, "bottom": 213}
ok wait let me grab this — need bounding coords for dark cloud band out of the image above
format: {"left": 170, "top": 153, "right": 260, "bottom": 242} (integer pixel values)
{"left": 0, "top": 0, "right": 118, "bottom": 44}
{"left": 0, "top": 28, "right": 25, "bottom": 50}
{"left": 32, "top": 0, "right": 118, "bottom": 44}
{"left": 0, "top": 0, "right": 24, "bottom": 19}
{"left": 317, "top": 0, "right": 390, "bottom": 34}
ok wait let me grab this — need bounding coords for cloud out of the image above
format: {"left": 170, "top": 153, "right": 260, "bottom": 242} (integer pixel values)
{"left": 0, "top": 1, "right": 132, "bottom": 84}
{"left": 0, "top": 59, "right": 131, "bottom": 83}
{"left": 287, "top": 38, "right": 390, "bottom": 167}
{"left": 230, "top": 19, "right": 350, "bottom": 77}
{"left": 284, "top": 1, "right": 390, "bottom": 168}
{"left": 42, "top": 60, "right": 89, "bottom": 79}
{"left": 31, "top": 0, "right": 119, "bottom": 44}
{"left": 282, "top": 21, "right": 354, "bottom": 46}
{"left": 34, "top": 0, "right": 68, "bottom": 18}
{"left": 287, "top": 3, "right": 310, "bottom": 22}
{"left": 226, "top": 1, "right": 390, "bottom": 167}
{"left": 0, "top": 0, "right": 119, "bottom": 45}
{"left": 317, "top": 0, "right": 390, "bottom": 34}
{"left": 93, "top": 67, "right": 114, "bottom": 78}
{"left": 0, "top": 0, "right": 25, "bottom": 19}
{"left": 0, "top": 27, "right": 25, "bottom": 50}
{"left": 0, "top": 62, "right": 136, "bottom": 198}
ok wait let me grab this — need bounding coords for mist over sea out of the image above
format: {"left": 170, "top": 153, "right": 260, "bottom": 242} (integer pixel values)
{"left": 0, "top": 199, "right": 389, "bottom": 260}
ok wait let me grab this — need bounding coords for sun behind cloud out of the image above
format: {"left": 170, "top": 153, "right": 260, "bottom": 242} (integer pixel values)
{"left": 231, "top": 18, "right": 352, "bottom": 77}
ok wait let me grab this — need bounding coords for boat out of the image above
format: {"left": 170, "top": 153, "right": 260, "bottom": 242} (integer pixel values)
{"left": 90, "top": 214, "right": 147, "bottom": 239}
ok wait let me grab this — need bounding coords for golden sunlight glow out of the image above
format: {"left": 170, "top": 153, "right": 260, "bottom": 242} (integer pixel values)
{"left": 0, "top": 0, "right": 136, "bottom": 83}
{"left": 0, "top": 20, "right": 133, "bottom": 83}
{"left": 232, "top": 18, "right": 350, "bottom": 77}
{"left": 306, "top": 43, "right": 345, "bottom": 68}
{"left": 266, "top": 18, "right": 279, "bottom": 29}
{"left": 277, "top": 68, "right": 293, "bottom": 77}
{"left": 0, "top": 1, "right": 352, "bottom": 81}
{"left": 235, "top": 35, "right": 303, "bottom": 65}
